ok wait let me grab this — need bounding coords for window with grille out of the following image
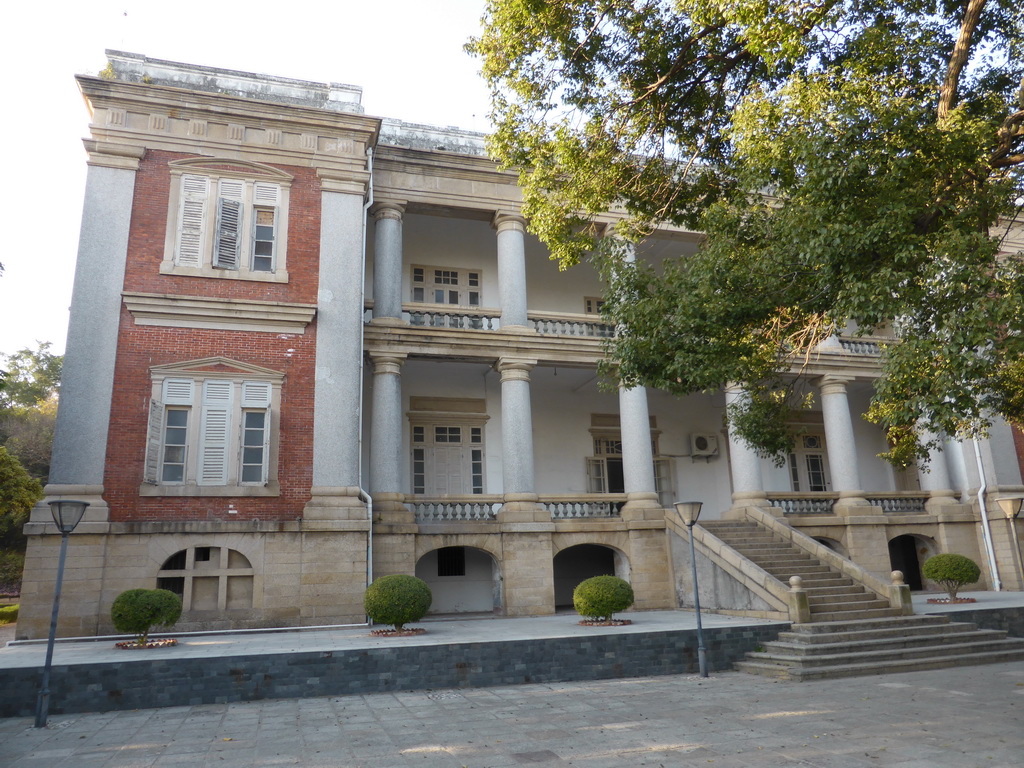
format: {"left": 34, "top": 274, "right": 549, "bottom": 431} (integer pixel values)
{"left": 411, "top": 265, "right": 482, "bottom": 306}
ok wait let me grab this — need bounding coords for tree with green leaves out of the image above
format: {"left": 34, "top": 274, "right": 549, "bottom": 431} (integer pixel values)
{"left": 0, "top": 446, "right": 42, "bottom": 554}
{"left": 0, "top": 343, "right": 61, "bottom": 482}
{"left": 471, "top": 0, "right": 1024, "bottom": 464}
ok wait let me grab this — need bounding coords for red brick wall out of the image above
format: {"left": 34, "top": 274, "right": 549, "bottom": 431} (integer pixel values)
{"left": 105, "top": 150, "right": 324, "bottom": 522}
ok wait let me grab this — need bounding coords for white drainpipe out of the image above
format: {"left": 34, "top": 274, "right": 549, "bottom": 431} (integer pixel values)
{"left": 973, "top": 439, "right": 1002, "bottom": 591}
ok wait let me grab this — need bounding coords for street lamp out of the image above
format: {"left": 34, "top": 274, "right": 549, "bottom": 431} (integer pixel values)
{"left": 675, "top": 500, "right": 708, "bottom": 678}
{"left": 996, "top": 497, "right": 1024, "bottom": 590}
{"left": 34, "top": 499, "right": 89, "bottom": 728}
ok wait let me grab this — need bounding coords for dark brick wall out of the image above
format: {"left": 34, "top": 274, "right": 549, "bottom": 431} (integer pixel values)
{"left": 104, "top": 149, "right": 324, "bottom": 522}
{"left": 0, "top": 624, "right": 787, "bottom": 718}
{"left": 924, "top": 607, "right": 1024, "bottom": 638}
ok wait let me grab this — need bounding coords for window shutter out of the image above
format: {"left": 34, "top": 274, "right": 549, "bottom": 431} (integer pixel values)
{"left": 214, "top": 198, "right": 242, "bottom": 269}
{"left": 162, "top": 378, "right": 195, "bottom": 405}
{"left": 241, "top": 381, "right": 272, "bottom": 408}
{"left": 143, "top": 398, "right": 164, "bottom": 484}
{"left": 586, "top": 458, "right": 606, "bottom": 493}
{"left": 198, "top": 381, "right": 233, "bottom": 485}
{"left": 253, "top": 183, "right": 280, "bottom": 205}
{"left": 176, "top": 175, "right": 208, "bottom": 267}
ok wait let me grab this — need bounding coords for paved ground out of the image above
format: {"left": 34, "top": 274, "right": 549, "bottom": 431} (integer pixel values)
{"left": 2, "top": 592, "right": 1023, "bottom": 767}
{"left": 1, "top": 660, "right": 1023, "bottom": 767}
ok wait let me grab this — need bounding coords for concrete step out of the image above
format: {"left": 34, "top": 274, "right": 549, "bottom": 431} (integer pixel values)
{"left": 807, "top": 607, "right": 904, "bottom": 621}
{"left": 806, "top": 591, "right": 881, "bottom": 606}
{"left": 736, "top": 647, "right": 1024, "bottom": 681}
{"left": 790, "top": 615, "right": 950, "bottom": 634}
{"left": 780, "top": 618, "right": 977, "bottom": 644}
{"left": 746, "top": 636, "right": 1024, "bottom": 669}
{"left": 761, "top": 629, "right": 1015, "bottom": 658}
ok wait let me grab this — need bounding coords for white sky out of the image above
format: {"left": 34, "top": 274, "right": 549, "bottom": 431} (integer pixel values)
{"left": 0, "top": 0, "right": 491, "bottom": 357}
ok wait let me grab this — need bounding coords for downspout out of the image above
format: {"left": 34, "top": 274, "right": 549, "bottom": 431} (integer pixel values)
{"left": 360, "top": 147, "right": 375, "bottom": 615}
{"left": 973, "top": 438, "right": 1002, "bottom": 591}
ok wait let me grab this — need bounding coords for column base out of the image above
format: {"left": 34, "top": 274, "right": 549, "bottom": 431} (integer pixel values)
{"left": 369, "top": 316, "right": 406, "bottom": 327}
{"left": 924, "top": 490, "right": 960, "bottom": 513}
{"left": 25, "top": 485, "right": 111, "bottom": 535}
{"left": 834, "top": 491, "right": 879, "bottom": 516}
{"left": 302, "top": 487, "right": 369, "bottom": 525}
{"left": 621, "top": 492, "right": 664, "bottom": 522}
{"left": 498, "top": 493, "right": 552, "bottom": 526}
{"left": 371, "top": 493, "right": 414, "bottom": 524}
{"left": 730, "top": 491, "right": 771, "bottom": 511}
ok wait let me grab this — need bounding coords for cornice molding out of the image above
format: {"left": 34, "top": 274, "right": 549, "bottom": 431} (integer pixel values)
{"left": 123, "top": 292, "right": 316, "bottom": 333}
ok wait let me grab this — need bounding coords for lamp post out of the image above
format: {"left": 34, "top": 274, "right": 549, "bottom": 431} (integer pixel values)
{"left": 34, "top": 499, "right": 89, "bottom": 728}
{"left": 996, "top": 497, "right": 1024, "bottom": 590}
{"left": 675, "top": 501, "right": 708, "bottom": 678}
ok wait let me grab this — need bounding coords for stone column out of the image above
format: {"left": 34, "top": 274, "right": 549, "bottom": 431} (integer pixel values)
{"left": 369, "top": 352, "right": 410, "bottom": 521}
{"left": 724, "top": 385, "right": 768, "bottom": 508}
{"left": 303, "top": 176, "right": 371, "bottom": 523}
{"left": 493, "top": 212, "right": 530, "bottom": 330}
{"left": 619, "top": 385, "right": 661, "bottom": 518}
{"left": 370, "top": 202, "right": 404, "bottom": 325}
{"left": 817, "top": 375, "right": 869, "bottom": 510}
{"left": 919, "top": 429, "right": 958, "bottom": 511}
{"left": 497, "top": 358, "right": 547, "bottom": 523}
{"left": 34, "top": 141, "right": 145, "bottom": 531}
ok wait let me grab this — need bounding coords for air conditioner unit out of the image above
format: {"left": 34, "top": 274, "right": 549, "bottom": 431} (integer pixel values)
{"left": 690, "top": 433, "right": 719, "bottom": 458}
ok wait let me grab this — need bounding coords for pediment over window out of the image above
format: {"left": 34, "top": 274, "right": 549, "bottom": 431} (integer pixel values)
{"left": 168, "top": 157, "right": 293, "bottom": 182}
{"left": 150, "top": 357, "right": 283, "bottom": 380}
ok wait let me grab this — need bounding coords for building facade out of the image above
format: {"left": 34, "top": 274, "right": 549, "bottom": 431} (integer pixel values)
{"left": 17, "top": 52, "right": 1024, "bottom": 638}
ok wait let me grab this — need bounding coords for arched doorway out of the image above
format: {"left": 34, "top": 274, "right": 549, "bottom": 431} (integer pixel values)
{"left": 552, "top": 544, "right": 626, "bottom": 609}
{"left": 415, "top": 546, "right": 501, "bottom": 614}
{"left": 888, "top": 534, "right": 937, "bottom": 591}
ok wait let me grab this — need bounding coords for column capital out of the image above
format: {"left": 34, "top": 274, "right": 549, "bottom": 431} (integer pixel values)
{"left": 497, "top": 358, "right": 536, "bottom": 381}
{"left": 816, "top": 374, "right": 854, "bottom": 396}
{"left": 82, "top": 139, "right": 145, "bottom": 170}
{"left": 492, "top": 211, "right": 527, "bottom": 233}
{"left": 371, "top": 201, "right": 405, "bottom": 221}
{"left": 369, "top": 352, "right": 407, "bottom": 375}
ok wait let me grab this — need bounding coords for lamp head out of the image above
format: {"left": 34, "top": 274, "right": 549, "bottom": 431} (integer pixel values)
{"left": 48, "top": 500, "right": 89, "bottom": 534}
{"left": 674, "top": 501, "right": 703, "bottom": 526}
{"left": 996, "top": 496, "right": 1024, "bottom": 520}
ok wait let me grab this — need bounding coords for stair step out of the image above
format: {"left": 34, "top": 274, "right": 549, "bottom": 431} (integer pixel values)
{"left": 778, "top": 619, "right": 968, "bottom": 644}
{"left": 737, "top": 648, "right": 1024, "bottom": 681}
{"left": 807, "top": 592, "right": 881, "bottom": 606}
{"left": 808, "top": 607, "right": 904, "bottom": 621}
{"left": 759, "top": 631, "right": 1016, "bottom": 660}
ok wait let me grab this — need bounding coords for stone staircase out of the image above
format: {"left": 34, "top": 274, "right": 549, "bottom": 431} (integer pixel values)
{"left": 701, "top": 519, "right": 1024, "bottom": 680}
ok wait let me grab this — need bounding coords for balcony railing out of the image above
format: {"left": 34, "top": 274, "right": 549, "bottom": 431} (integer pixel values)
{"left": 767, "top": 494, "right": 838, "bottom": 515}
{"left": 411, "top": 494, "right": 626, "bottom": 523}
{"left": 866, "top": 495, "right": 928, "bottom": 514}
{"left": 364, "top": 303, "right": 615, "bottom": 339}
{"left": 837, "top": 337, "right": 894, "bottom": 355}
{"left": 529, "top": 312, "right": 615, "bottom": 339}
{"left": 768, "top": 492, "right": 930, "bottom": 515}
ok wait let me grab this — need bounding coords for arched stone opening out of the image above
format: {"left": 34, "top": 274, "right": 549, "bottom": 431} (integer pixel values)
{"left": 813, "top": 537, "right": 847, "bottom": 558}
{"left": 887, "top": 534, "right": 938, "bottom": 591}
{"left": 552, "top": 544, "right": 629, "bottom": 609}
{"left": 156, "top": 546, "right": 255, "bottom": 611}
{"left": 415, "top": 546, "right": 502, "bottom": 615}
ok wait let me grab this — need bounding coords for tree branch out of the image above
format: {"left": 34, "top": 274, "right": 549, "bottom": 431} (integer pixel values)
{"left": 938, "top": 0, "right": 987, "bottom": 122}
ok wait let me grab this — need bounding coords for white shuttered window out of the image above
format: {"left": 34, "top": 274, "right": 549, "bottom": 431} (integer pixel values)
{"left": 144, "top": 376, "right": 278, "bottom": 491}
{"left": 169, "top": 171, "right": 286, "bottom": 278}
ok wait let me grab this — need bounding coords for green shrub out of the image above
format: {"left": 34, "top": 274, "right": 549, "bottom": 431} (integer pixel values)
{"left": 111, "top": 588, "right": 182, "bottom": 645}
{"left": 363, "top": 574, "right": 432, "bottom": 630}
{"left": 573, "top": 575, "right": 635, "bottom": 621}
{"left": 0, "top": 551, "right": 24, "bottom": 597}
{"left": 0, "top": 604, "right": 18, "bottom": 625}
{"left": 921, "top": 553, "right": 981, "bottom": 600}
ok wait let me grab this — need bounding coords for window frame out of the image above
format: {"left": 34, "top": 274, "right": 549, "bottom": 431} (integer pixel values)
{"left": 161, "top": 159, "right": 292, "bottom": 283}
{"left": 410, "top": 264, "right": 482, "bottom": 307}
{"left": 141, "top": 361, "right": 283, "bottom": 497}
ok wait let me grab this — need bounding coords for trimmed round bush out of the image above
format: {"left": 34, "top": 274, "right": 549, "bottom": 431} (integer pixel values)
{"left": 921, "top": 553, "right": 981, "bottom": 600}
{"left": 573, "top": 575, "right": 634, "bottom": 621}
{"left": 111, "top": 588, "right": 182, "bottom": 645}
{"left": 363, "top": 574, "right": 432, "bottom": 630}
